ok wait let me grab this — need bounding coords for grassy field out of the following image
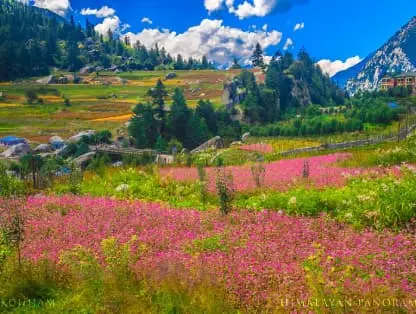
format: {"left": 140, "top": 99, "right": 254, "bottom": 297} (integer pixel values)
{"left": 0, "top": 70, "right": 238, "bottom": 142}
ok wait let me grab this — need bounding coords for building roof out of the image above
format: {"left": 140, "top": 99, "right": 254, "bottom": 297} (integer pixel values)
{"left": 396, "top": 72, "right": 416, "bottom": 78}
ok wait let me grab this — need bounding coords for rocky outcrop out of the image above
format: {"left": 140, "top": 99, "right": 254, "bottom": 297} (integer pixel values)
{"left": 1, "top": 143, "right": 31, "bottom": 158}
{"left": 191, "top": 136, "right": 224, "bottom": 154}
{"left": 222, "top": 80, "right": 246, "bottom": 111}
{"left": 34, "top": 144, "right": 52, "bottom": 153}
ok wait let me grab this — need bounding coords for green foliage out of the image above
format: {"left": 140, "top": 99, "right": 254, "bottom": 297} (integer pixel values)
{"left": 251, "top": 162, "right": 265, "bottom": 187}
{"left": 190, "top": 235, "right": 227, "bottom": 253}
{"left": 215, "top": 167, "right": 234, "bottom": 215}
{"left": 251, "top": 43, "right": 264, "bottom": 68}
{"left": 0, "top": 164, "right": 26, "bottom": 197}
{"left": 87, "top": 154, "right": 111, "bottom": 177}
{"left": 25, "top": 89, "right": 40, "bottom": 104}
{"left": 55, "top": 168, "right": 216, "bottom": 210}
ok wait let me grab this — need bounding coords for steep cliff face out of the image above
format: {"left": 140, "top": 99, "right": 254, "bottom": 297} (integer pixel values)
{"left": 334, "top": 16, "right": 416, "bottom": 94}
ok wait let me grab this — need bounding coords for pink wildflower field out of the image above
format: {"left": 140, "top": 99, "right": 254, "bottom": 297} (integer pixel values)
{"left": 16, "top": 196, "right": 416, "bottom": 311}
{"left": 239, "top": 143, "right": 274, "bottom": 154}
{"left": 160, "top": 153, "right": 396, "bottom": 192}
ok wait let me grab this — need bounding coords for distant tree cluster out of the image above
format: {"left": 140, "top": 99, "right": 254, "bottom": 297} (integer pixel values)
{"left": 235, "top": 45, "right": 346, "bottom": 124}
{"left": 0, "top": 0, "right": 213, "bottom": 81}
{"left": 128, "top": 80, "right": 241, "bottom": 151}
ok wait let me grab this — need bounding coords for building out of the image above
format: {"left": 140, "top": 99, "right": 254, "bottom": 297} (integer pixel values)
{"left": 381, "top": 72, "right": 416, "bottom": 91}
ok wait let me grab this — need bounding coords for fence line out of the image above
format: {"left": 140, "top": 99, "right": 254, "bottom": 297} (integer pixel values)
{"left": 279, "top": 122, "right": 416, "bottom": 158}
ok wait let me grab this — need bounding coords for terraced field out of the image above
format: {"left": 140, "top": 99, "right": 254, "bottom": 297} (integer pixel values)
{"left": 0, "top": 70, "right": 238, "bottom": 142}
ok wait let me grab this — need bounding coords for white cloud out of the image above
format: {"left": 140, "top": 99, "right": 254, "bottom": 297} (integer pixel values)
{"left": 204, "top": 0, "right": 224, "bottom": 12}
{"left": 33, "top": 0, "right": 71, "bottom": 16}
{"left": 294, "top": 22, "right": 305, "bottom": 31}
{"left": 95, "top": 16, "right": 121, "bottom": 35}
{"left": 81, "top": 6, "right": 115, "bottom": 18}
{"left": 122, "top": 19, "right": 282, "bottom": 67}
{"left": 262, "top": 24, "right": 268, "bottom": 31}
{"left": 317, "top": 56, "right": 362, "bottom": 77}
{"left": 141, "top": 17, "right": 153, "bottom": 24}
{"left": 205, "top": 0, "right": 309, "bottom": 19}
{"left": 283, "top": 38, "right": 293, "bottom": 50}
{"left": 232, "top": 0, "right": 277, "bottom": 19}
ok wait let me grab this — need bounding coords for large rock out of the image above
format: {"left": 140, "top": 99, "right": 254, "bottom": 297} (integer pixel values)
{"left": 242, "top": 132, "right": 250, "bottom": 142}
{"left": 34, "top": 144, "right": 52, "bottom": 153}
{"left": 36, "top": 75, "right": 54, "bottom": 84}
{"left": 165, "top": 72, "right": 177, "bottom": 80}
{"left": 191, "top": 136, "right": 224, "bottom": 154}
{"left": 80, "top": 66, "right": 94, "bottom": 74}
{"left": 72, "top": 151, "right": 96, "bottom": 167}
{"left": 49, "top": 136, "right": 64, "bottom": 144}
{"left": 68, "top": 130, "right": 96, "bottom": 143}
{"left": 222, "top": 80, "right": 246, "bottom": 111}
{"left": 1, "top": 143, "right": 31, "bottom": 158}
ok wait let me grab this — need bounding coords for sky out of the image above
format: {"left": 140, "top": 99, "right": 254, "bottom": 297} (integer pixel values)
{"left": 20, "top": 0, "right": 416, "bottom": 76}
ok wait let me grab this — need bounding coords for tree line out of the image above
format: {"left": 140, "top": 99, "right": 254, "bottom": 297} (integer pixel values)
{"left": 0, "top": 0, "right": 213, "bottom": 81}
{"left": 128, "top": 80, "right": 241, "bottom": 151}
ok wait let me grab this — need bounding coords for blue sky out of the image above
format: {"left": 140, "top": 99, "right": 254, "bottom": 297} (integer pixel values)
{"left": 24, "top": 0, "right": 416, "bottom": 75}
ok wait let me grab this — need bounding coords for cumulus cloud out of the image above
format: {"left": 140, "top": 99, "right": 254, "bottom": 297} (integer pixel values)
{"left": 294, "top": 22, "right": 304, "bottom": 31}
{"left": 283, "top": 37, "right": 293, "bottom": 50}
{"left": 317, "top": 56, "right": 362, "bottom": 77}
{"left": 141, "top": 17, "right": 153, "bottom": 24}
{"left": 204, "top": 0, "right": 224, "bottom": 12}
{"left": 81, "top": 6, "right": 115, "bottom": 18}
{"left": 32, "top": 0, "right": 71, "bottom": 16}
{"left": 205, "top": 0, "right": 309, "bottom": 19}
{"left": 122, "top": 19, "right": 282, "bottom": 67}
{"left": 95, "top": 16, "right": 121, "bottom": 35}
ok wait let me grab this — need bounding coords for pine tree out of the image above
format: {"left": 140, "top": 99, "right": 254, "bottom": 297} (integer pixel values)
{"left": 168, "top": 88, "right": 190, "bottom": 144}
{"left": 231, "top": 57, "right": 242, "bottom": 69}
{"left": 251, "top": 43, "right": 264, "bottom": 68}
{"left": 147, "top": 79, "right": 168, "bottom": 135}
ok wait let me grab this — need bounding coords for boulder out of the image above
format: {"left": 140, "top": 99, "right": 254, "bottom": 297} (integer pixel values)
{"left": 68, "top": 130, "right": 96, "bottom": 143}
{"left": 34, "top": 144, "right": 52, "bottom": 153}
{"left": 80, "top": 66, "right": 94, "bottom": 74}
{"left": 112, "top": 161, "right": 123, "bottom": 168}
{"left": 191, "top": 136, "right": 224, "bottom": 154}
{"left": 115, "top": 184, "right": 129, "bottom": 192}
{"left": 165, "top": 72, "right": 177, "bottom": 80}
{"left": 72, "top": 151, "right": 96, "bottom": 167}
{"left": 36, "top": 75, "right": 54, "bottom": 84}
{"left": 242, "top": 132, "right": 250, "bottom": 142}
{"left": 1, "top": 143, "right": 31, "bottom": 158}
{"left": 49, "top": 136, "right": 64, "bottom": 144}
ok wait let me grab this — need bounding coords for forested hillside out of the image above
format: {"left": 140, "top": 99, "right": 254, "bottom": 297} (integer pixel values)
{"left": 0, "top": 0, "right": 213, "bottom": 81}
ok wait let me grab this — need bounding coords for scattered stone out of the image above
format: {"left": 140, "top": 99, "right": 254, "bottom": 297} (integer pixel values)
{"left": 165, "top": 72, "right": 177, "bottom": 80}
{"left": 115, "top": 184, "right": 129, "bottom": 192}
{"left": 242, "top": 132, "right": 250, "bottom": 142}
{"left": 112, "top": 161, "right": 123, "bottom": 168}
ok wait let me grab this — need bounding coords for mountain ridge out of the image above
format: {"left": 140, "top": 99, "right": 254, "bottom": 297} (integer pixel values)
{"left": 334, "top": 16, "right": 416, "bottom": 94}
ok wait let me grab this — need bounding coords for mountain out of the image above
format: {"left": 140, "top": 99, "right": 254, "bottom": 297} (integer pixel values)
{"left": 334, "top": 16, "right": 416, "bottom": 94}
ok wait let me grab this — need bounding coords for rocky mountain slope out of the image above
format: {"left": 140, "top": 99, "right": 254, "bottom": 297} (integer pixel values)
{"left": 334, "top": 16, "right": 416, "bottom": 94}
